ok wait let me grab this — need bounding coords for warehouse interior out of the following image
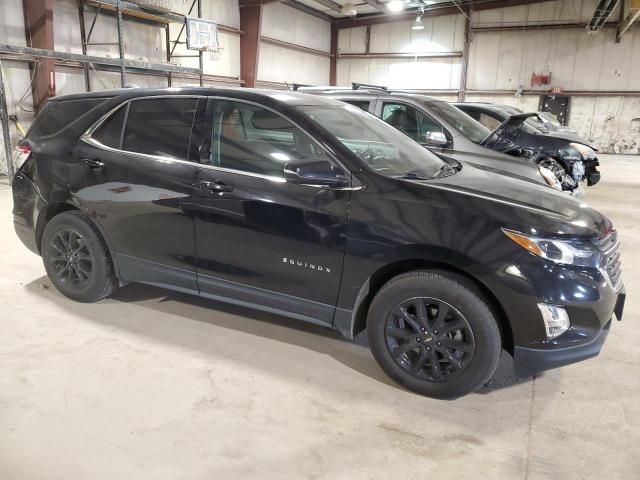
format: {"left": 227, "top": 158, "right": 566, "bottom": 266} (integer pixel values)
{"left": 1, "top": 0, "right": 639, "bottom": 478}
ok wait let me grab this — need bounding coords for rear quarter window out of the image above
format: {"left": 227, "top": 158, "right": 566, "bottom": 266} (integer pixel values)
{"left": 28, "top": 98, "right": 112, "bottom": 138}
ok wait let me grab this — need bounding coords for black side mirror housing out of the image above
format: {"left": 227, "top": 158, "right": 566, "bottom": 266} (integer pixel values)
{"left": 284, "top": 159, "right": 350, "bottom": 187}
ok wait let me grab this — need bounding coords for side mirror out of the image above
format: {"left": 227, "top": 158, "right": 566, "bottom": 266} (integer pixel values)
{"left": 284, "top": 159, "right": 349, "bottom": 187}
{"left": 423, "top": 131, "right": 448, "bottom": 147}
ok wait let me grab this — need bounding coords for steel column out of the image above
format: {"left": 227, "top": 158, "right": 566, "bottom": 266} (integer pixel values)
{"left": 22, "top": 0, "right": 55, "bottom": 111}
{"left": 239, "top": 2, "right": 262, "bottom": 88}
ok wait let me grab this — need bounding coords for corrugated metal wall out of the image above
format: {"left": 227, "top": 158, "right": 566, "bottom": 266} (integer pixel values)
{"left": 257, "top": 3, "right": 330, "bottom": 86}
{"left": 337, "top": 0, "right": 640, "bottom": 153}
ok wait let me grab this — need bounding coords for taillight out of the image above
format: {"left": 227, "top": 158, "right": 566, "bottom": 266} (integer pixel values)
{"left": 12, "top": 144, "right": 31, "bottom": 173}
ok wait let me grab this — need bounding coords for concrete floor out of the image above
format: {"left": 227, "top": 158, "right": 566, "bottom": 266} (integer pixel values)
{"left": 0, "top": 155, "right": 638, "bottom": 479}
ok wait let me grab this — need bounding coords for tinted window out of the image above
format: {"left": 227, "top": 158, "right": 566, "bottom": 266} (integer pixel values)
{"left": 29, "top": 98, "right": 109, "bottom": 138}
{"left": 122, "top": 98, "right": 199, "bottom": 160}
{"left": 343, "top": 100, "right": 371, "bottom": 111}
{"left": 92, "top": 104, "right": 127, "bottom": 149}
{"left": 428, "top": 101, "right": 491, "bottom": 144}
{"left": 381, "top": 102, "right": 444, "bottom": 143}
{"left": 299, "top": 104, "right": 446, "bottom": 178}
{"left": 477, "top": 112, "right": 502, "bottom": 131}
{"left": 210, "top": 100, "right": 329, "bottom": 177}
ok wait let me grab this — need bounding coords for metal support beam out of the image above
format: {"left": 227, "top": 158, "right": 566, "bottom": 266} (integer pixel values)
{"left": 617, "top": 0, "right": 640, "bottom": 40}
{"left": 240, "top": 2, "right": 262, "bottom": 88}
{"left": 282, "top": 1, "right": 332, "bottom": 21}
{"left": 336, "top": 0, "right": 549, "bottom": 28}
{"left": 0, "top": 63, "right": 14, "bottom": 178}
{"left": 78, "top": 0, "right": 91, "bottom": 91}
{"left": 116, "top": 0, "right": 126, "bottom": 87}
{"left": 307, "top": 0, "right": 342, "bottom": 13}
{"left": 22, "top": 0, "right": 55, "bottom": 111}
{"left": 329, "top": 23, "right": 338, "bottom": 85}
{"left": 0, "top": 43, "right": 201, "bottom": 75}
{"left": 362, "top": 0, "right": 387, "bottom": 13}
{"left": 458, "top": 11, "right": 470, "bottom": 102}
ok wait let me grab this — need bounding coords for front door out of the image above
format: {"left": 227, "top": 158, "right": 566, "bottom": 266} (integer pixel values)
{"left": 378, "top": 101, "right": 452, "bottom": 151}
{"left": 70, "top": 96, "right": 204, "bottom": 291}
{"left": 192, "top": 98, "right": 351, "bottom": 325}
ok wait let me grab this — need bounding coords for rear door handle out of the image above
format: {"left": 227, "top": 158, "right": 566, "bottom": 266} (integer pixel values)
{"left": 196, "top": 180, "right": 233, "bottom": 193}
{"left": 82, "top": 158, "right": 105, "bottom": 170}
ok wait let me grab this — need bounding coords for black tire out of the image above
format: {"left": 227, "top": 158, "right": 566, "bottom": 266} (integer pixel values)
{"left": 367, "top": 270, "right": 501, "bottom": 399}
{"left": 41, "top": 210, "right": 117, "bottom": 302}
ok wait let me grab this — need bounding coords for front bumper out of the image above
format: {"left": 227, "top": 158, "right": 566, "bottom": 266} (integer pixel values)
{"left": 486, "top": 256, "right": 624, "bottom": 378}
{"left": 514, "top": 319, "right": 611, "bottom": 378}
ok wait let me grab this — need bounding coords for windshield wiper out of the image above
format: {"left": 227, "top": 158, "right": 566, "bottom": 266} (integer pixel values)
{"left": 397, "top": 169, "right": 429, "bottom": 180}
{"left": 431, "top": 163, "right": 456, "bottom": 179}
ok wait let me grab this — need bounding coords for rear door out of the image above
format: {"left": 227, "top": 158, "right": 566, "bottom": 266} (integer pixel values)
{"left": 71, "top": 96, "right": 204, "bottom": 291}
{"left": 191, "top": 98, "right": 351, "bottom": 325}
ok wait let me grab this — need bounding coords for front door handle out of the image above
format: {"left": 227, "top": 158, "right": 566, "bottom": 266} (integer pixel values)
{"left": 196, "top": 180, "right": 233, "bottom": 193}
{"left": 82, "top": 158, "right": 105, "bottom": 170}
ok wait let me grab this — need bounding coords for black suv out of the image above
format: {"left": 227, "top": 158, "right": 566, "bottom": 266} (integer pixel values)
{"left": 12, "top": 88, "right": 625, "bottom": 399}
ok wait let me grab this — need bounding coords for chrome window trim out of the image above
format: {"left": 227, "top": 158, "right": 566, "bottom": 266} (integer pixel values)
{"left": 81, "top": 94, "right": 361, "bottom": 189}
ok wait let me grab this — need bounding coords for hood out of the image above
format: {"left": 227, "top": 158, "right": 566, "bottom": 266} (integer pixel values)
{"left": 435, "top": 149, "right": 546, "bottom": 187}
{"left": 410, "top": 164, "right": 611, "bottom": 238}
{"left": 544, "top": 131, "right": 597, "bottom": 150}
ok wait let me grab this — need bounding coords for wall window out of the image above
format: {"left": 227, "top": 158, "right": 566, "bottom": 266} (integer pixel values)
{"left": 122, "top": 98, "right": 199, "bottom": 160}
{"left": 381, "top": 102, "right": 443, "bottom": 143}
{"left": 210, "top": 100, "right": 329, "bottom": 177}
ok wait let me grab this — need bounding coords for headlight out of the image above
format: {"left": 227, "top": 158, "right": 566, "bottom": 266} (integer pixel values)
{"left": 538, "top": 165, "right": 562, "bottom": 190}
{"left": 569, "top": 143, "right": 596, "bottom": 160}
{"left": 502, "top": 229, "right": 602, "bottom": 267}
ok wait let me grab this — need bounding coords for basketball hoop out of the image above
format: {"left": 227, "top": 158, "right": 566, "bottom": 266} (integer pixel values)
{"left": 186, "top": 17, "right": 220, "bottom": 51}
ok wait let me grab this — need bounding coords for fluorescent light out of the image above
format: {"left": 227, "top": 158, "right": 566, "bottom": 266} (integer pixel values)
{"left": 387, "top": 1, "right": 406, "bottom": 13}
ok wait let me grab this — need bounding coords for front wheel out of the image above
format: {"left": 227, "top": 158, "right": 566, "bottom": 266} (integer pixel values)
{"left": 367, "top": 271, "right": 502, "bottom": 399}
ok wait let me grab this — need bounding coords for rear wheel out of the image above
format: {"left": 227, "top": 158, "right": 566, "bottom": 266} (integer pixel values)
{"left": 367, "top": 271, "right": 501, "bottom": 399}
{"left": 41, "top": 210, "right": 117, "bottom": 302}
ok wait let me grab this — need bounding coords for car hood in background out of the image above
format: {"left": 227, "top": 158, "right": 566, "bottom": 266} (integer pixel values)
{"left": 435, "top": 149, "right": 545, "bottom": 187}
{"left": 543, "top": 131, "right": 598, "bottom": 150}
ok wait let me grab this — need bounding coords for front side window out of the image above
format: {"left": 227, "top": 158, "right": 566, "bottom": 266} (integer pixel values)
{"left": 299, "top": 104, "right": 446, "bottom": 178}
{"left": 121, "top": 97, "right": 199, "bottom": 160}
{"left": 427, "top": 101, "right": 491, "bottom": 144}
{"left": 209, "top": 100, "right": 330, "bottom": 177}
{"left": 381, "top": 102, "right": 444, "bottom": 143}
{"left": 477, "top": 112, "right": 502, "bottom": 131}
{"left": 343, "top": 100, "right": 371, "bottom": 111}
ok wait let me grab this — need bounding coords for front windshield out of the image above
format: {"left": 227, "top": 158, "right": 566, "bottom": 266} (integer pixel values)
{"left": 427, "top": 101, "right": 491, "bottom": 144}
{"left": 298, "top": 104, "right": 445, "bottom": 178}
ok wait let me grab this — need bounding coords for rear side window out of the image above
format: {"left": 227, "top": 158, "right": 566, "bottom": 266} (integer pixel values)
{"left": 28, "top": 98, "right": 110, "bottom": 138}
{"left": 92, "top": 104, "right": 127, "bottom": 149}
{"left": 122, "top": 98, "right": 199, "bottom": 160}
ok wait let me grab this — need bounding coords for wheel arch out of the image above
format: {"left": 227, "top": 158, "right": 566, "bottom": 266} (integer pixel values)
{"left": 339, "top": 259, "right": 514, "bottom": 355}
{"left": 36, "top": 202, "right": 120, "bottom": 278}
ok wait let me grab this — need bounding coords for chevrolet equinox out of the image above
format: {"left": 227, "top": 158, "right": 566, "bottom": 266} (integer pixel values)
{"left": 11, "top": 88, "right": 625, "bottom": 399}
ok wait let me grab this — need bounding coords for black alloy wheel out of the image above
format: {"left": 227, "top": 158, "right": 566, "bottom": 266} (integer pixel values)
{"left": 385, "top": 297, "right": 475, "bottom": 382}
{"left": 48, "top": 228, "right": 94, "bottom": 291}
{"left": 41, "top": 210, "right": 117, "bottom": 302}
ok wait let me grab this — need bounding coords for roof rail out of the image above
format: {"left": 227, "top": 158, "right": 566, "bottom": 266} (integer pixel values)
{"left": 352, "top": 82, "right": 388, "bottom": 91}
{"left": 290, "top": 83, "right": 313, "bottom": 91}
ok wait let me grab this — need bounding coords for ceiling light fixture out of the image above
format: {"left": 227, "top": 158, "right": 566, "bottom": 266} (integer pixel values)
{"left": 341, "top": 2, "right": 358, "bottom": 17}
{"left": 387, "top": 1, "right": 406, "bottom": 13}
{"left": 412, "top": 15, "right": 424, "bottom": 30}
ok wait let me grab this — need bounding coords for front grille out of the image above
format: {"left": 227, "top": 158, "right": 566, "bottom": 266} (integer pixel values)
{"left": 592, "top": 230, "right": 623, "bottom": 290}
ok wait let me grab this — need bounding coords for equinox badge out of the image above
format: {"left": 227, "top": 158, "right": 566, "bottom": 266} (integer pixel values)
{"left": 283, "top": 257, "right": 331, "bottom": 273}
